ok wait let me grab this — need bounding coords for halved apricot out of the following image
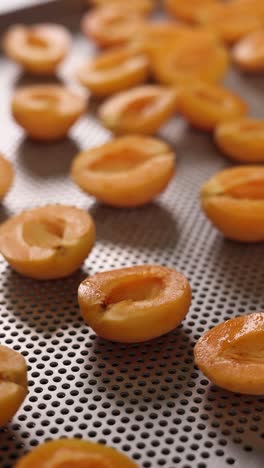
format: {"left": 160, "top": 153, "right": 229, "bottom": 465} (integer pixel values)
{"left": 15, "top": 438, "right": 138, "bottom": 468}
{"left": 164, "top": 0, "right": 218, "bottom": 23}
{"left": 200, "top": 166, "right": 264, "bottom": 242}
{"left": 215, "top": 118, "right": 264, "bottom": 163}
{"left": 77, "top": 46, "right": 149, "bottom": 97}
{"left": 233, "top": 30, "right": 264, "bottom": 72}
{"left": 99, "top": 85, "right": 178, "bottom": 135}
{"left": 3, "top": 24, "right": 71, "bottom": 75}
{"left": 90, "top": 0, "right": 154, "bottom": 15}
{"left": 194, "top": 312, "right": 264, "bottom": 395}
{"left": 78, "top": 265, "right": 192, "bottom": 343}
{"left": 81, "top": 6, "right": 145, "bottom": 48}
{"left": 0, "top": 205, "right": 95, "bottom": 279}
{"left": 150, "top": 37, "right": 229, "bottom": 86}
{"left": 71, "top": 136, "right": 175, "bottom": 207}
{"left": 0, "top": 154, "right": 14, "bottom": 200}
{"left": 178, "top": 82, "right": 247, "bottom": 131}
{"left": 11, "top": 85, "right": 87, "bottom": 141}
{"left": 0, "top": 345, "right": 27, "bottom": 426}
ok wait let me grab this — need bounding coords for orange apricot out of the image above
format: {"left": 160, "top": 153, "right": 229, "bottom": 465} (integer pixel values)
{"left": 81, "top": 6, "right": 145, "bottom": 48}
{"left": 3, "top": 24, "right": 71, "bottom": 75}
{"left": 200, "top": 166, "right": 264, "bottom": 242}
{"left": 71, "top": 136, "right": 175, "bottom": 207}
{"left": 78, "top": 265, "right": 192, "bottom": 343}
{"left": 164, "top": 0, "right": 218, "bottom": 24}
{"left": 194, "top": 312, "right": 264, "bottom": 395}
{"left": 178, "top": 82, "right": 247, "bottom": 131}
{"left": 0, "top": 205, "right": 95, "bottom": 279}
{"left": 11, "top": 85, "right": 87, "bottom": 142}
{"left": 233, "top": 30, "right": 264, "bottom": 72}
{"left": 0, "top": 345, "right": 27, "bottom": 426}
{"left": 15, "top": 438, "right": 138, "bottom": 468}
{"left": 150, "top": 37, "right": 229, "bottom": 86}
{"left": 89, "top": 0, "right": 154, "bottom": 15}
{"left": 215, "top": 118, "right": 264, "bottom": 163}
{"left": 77, "top": 46, "right": 149, "bottom": 97}
{"left": 0, "top": 154, "right": 14, "bottom": 200}
{"left": 99, "top": 85, "right": 178, "bottom": 135}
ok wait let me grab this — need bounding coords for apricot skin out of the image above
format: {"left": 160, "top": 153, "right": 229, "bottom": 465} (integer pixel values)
{"left": 194, "top": 313, "right": 264, "bottom": 395}
{"left": 11, "top": 85, "right": 87, "bottom": 142}
{"left": 71, "top": 136, "right": 175, "bottom": 208}
{"left": 164, "top": 0, "right": 218, "bottom": 23}
{"left": 200, "top": 166, "right": 264, "bottom": 242}
{"left": 0, "top": 345, "right": 27, "bottom": 426}
{"left": 0, "top": 154, "right": 14, "bottom": 200}
{"left": 178, "top": 82, "right": 247, "bottom": 131}
{"left": 233, "top": 31, "right": 264, "bottom": 72}
{"left": 0, "top": 205, "right": 95, "bottom": 280}
{"left": 215, "top": 118, "right": 264, "bottom": 163}
{"left": 3, "top": 24, "right": 71, "bottom": 75}
{"left": 77, "top": 47, "right": 149, "bottom": 97}
{"left": 78, "top": 265, "right": 192, "bottom": 343}
{"left": 89, "top": 0, "right": 154, "bottom": 14}
{"left": 99, "top": 85, "right": 178, "bottom": 135}
{"left": 15, "top": 438, "right": 138, "bottom": 468}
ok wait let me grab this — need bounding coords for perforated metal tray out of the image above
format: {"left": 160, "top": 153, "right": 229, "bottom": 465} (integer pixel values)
{"left": 0, "top": 6, "right": 264, "bottom": 468}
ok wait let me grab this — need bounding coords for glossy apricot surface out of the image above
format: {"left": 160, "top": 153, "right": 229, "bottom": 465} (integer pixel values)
{"left": 179, "top": 82, "right": 247, "bottom": 131}
{"left": 99, "top": 85, "right": 178, "bottom": 135}
{"left": 215, "top": 118, "right": 264, "bottom": 163}
{"left": 164, "top": 0, "right": 218, "bottom": 23}
{"left": 12, "top": 85, "right": 87, "bottom": 141}
{"left": 3, "top": 24, "right": 71, "bottom": 75}
{"left": 90, "top": 0, "right": 154, "bottom": 14}
{"left": 71, "top": 136, "right": 175, "bottom": 207}
{"left": 15, "top": 438, "right": 138, "bottom": 468}
{"left": 201, "top": 166, "right": 264, "bottom": 242}
{"left": 77, "top": 46, "right": 149, "bottom": 96}
{"left": 194, "top": 313, "right": 264, "bottom": 394}
{"left": 0, "top": 345, "right": 27, "bottom": 426}
{"left": 0, "top": 205, "right": 95, "bottom": 279}
{"left": 0, "top": 154, "right": 14, "bottom": 200}
{"left": 233, "top": 30, "right": 264, "bottom": 72}
{"left": 79, "top": 265, "right": 192, "bottom": 343}
{"left": 81, "top": 6, "right": 145, "bottom": 48}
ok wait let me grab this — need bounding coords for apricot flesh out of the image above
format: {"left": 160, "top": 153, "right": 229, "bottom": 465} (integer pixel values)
{"left": 0, "top": 205, "right": 95, "bottom": 279}
{"left": 215, "top": 118, "right": 264, "bottom": 163}
{"left": 178, "top": 82, "right": 247, "bottom": 131}
{"left": 11, "top": 85, "right": 87, "bottom": 141}
{"left": 200, "top": 166, "right": 264, "bottom": 242}
{"left": 0, "top": 154, "right": 14, "bottom": 200}
{"left": 99, "top": 85, "right": 178, "bottom": 135}
{"left": 194, "top": 313, "right": 264, "bottom": 394}
{"left": 71, "top": 136, "right": 175, "bottom": 207}
{"left": 3, "top": 24, "right": 71, "bottom": 75}
{"left": 164, "top": 0, "right": 218, "bottom": 23}
{"left": 233, "top": 30, "right": 264, "bottom": 72}
{"left": 78, "top": 265, "right": 192, "bottom": 343}
{"left": 0, "top": 345, "right": 27, "bottom": 426}
{"left": 15, "top": 438, "right": 138, "bottom": 468}
{"left": 89, "top": 0, "right": 154, "bottom": 14}
{"left": 77, "top": 47, "right": 149, "bottom": 97}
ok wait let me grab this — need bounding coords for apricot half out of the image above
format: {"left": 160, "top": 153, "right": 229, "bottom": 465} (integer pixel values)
{"left": 77, "top": 47, "right": 149, "bottom": 97}
{"left": 0, "top": 205, "right": 95, "bottom": 279}
{"left": 200, "top": 166, "right": 264, "bottom": 242}
{"left": 215, "top": 118, "right": 264, "bottom": 163}
{"left": 99, "top": 85, "right": 178, "bottom": 135}
{"left": 0, "top": 345, "right": 27, "bottom": 426}
{"left": 233, "top": 30, "right": 264, "bottom": 72}
{"left": 11, "top": 85, "right": 87, "bottom": 141}
{"left": 81, "top": 6, "right": 145, "bottom": 48}
{"left": 15, "top": 438, "right": 138, "bottom": 468}
{"left": 71, "top": 136, "right": 175, "bottom": 207}
{"left": 3, "top": 24, "right": 71, "bottom": 75}
{"left": 178, "top": 82, "right": 247, "bottom": 131}
{"left": 194, "top": 313, "right": 264, "bottom": 395}
{"left": 0, "top": 154, "right": 14, "bottom": 200}
{"left": 164, "top": 0, "right": 218, "bottom": 24}
{"left": 78, "top": 265, "right": 192, "bottom": 343}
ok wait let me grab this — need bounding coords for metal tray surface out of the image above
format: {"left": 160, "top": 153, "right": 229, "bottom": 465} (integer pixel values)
{"left": 0, "top": 13, "right": 264, "bottom": 468}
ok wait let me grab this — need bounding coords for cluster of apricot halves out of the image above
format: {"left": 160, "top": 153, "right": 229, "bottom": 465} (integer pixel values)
{"left": 1, "top": 0, "right": 264, "bottom": 465}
